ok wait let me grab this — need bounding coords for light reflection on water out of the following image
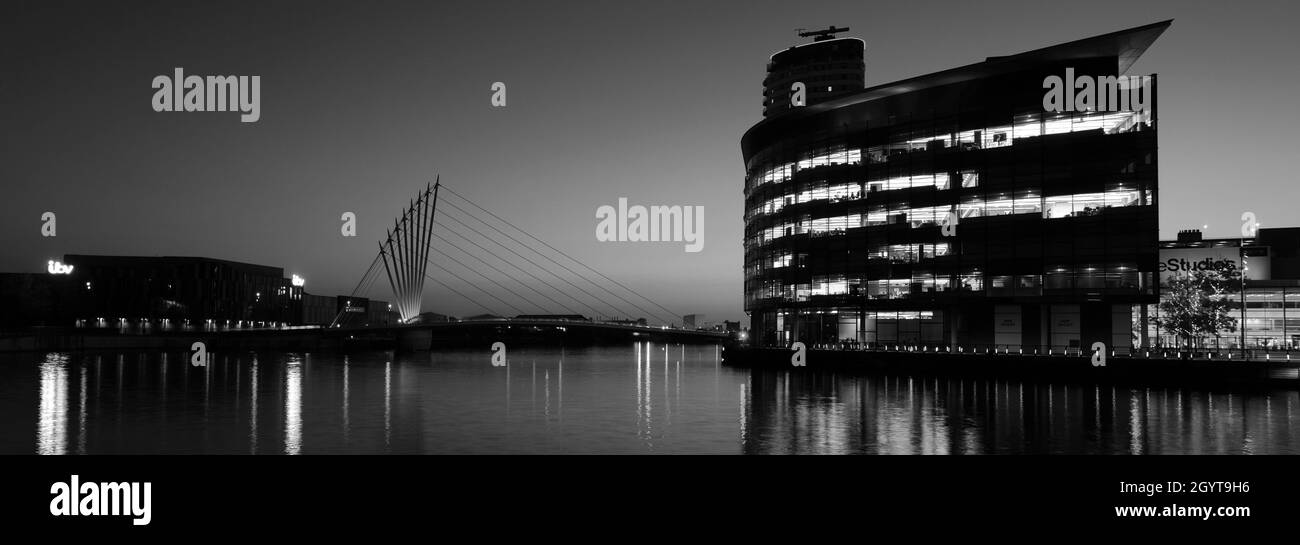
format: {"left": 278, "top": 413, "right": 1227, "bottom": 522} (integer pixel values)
{"left": 741, "top": 372, "right": 1299, "bottom": 454}
{"left": 3, "top": 344, "right": 1296, "bottom": 454}
{"left": 284, "top": 356, "right": 302, "bottom": 455}
{"left": 36, "top": 353, "right": 68, "bottom": 455}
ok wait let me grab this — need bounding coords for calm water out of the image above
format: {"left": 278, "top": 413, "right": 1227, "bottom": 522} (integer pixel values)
{"left": 1, "top": 344, "right": 1296, "bottom": 454}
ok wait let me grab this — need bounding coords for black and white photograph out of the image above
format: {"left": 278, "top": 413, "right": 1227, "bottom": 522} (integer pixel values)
{"left": 1, "top": 0, "right": 1297, "bottom": 532}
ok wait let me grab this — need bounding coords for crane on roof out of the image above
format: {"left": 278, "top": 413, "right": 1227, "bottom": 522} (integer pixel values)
{"left": 798, "top": 26, "right": 850, "bottom": 42}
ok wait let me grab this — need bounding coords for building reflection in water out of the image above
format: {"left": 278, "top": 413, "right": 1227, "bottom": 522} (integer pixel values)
{"left": 632, "top": 341, "right": 692, "bottom": 450}
{"left": 77, "top": 360, "right": 87, "bottom": 455}
{"left": 342, "top": 355, "right": 350, "bottom": 441}
{"left": 37, "top": 353, "right": 69, "bottom": 455}
{"left": 284, "top": 355, "right": 303, "bottom": 455}
{"left": 249, "top": 355, "right": 259, "bottom": 454}
{"left": 384, "top": 360, "right": 391, "bottom": 450}
{"left": 635, "top": 342, "right": 652, "bottom": 447}
{"left": 16, "top": 348, "right": 1298, "bottom": 455}
{"left": 740, "top": 370, "right": 1300, "bottom": 455}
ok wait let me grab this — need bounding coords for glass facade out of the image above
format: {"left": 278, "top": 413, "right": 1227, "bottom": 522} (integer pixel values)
{"left": 1143, "top": 232, "right": 1300, "bottom": 351}
{"left": 742, "top": 25, "right": 1168, "bottom": 350}
{"left": 1141, "top": 286, "right": 1300, "bottom": 351}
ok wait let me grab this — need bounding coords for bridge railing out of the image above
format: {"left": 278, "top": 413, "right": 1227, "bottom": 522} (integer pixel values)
{"left": 435, "top": 316, "right": 728, "bottom": 333}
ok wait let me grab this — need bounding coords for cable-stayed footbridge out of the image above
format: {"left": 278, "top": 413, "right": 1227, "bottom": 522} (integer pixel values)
{"left": 334, "top": 177, "right": 726, "bottom": 344}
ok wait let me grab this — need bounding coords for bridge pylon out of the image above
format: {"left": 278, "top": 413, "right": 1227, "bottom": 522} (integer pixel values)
{"left": 378, "top": 178, "right": 439, "bottom": 323}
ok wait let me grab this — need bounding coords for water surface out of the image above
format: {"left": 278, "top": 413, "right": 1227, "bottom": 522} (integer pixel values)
{"left": 0, "top": 344, "right": 1295, "bottom": 454}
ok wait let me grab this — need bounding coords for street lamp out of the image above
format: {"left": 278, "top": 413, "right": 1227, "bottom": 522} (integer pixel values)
{"left": 1240, "top": 239, "right": 1249, "bottom": 355}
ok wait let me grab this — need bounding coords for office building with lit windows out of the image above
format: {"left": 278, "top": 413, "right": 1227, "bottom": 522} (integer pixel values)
{"left": 1145, "top": 228, "right": 1300, "bottom": 350}
{"left": 742, "top": 21, "right": 1169, "bottom": 351}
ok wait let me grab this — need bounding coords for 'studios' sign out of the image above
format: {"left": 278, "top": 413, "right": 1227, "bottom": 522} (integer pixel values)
{"left": 1157, "top": 247, "right": 1268, "bottom": 284}
{"left": 1158, "top": 257, "right": 1237, "bottom": 274}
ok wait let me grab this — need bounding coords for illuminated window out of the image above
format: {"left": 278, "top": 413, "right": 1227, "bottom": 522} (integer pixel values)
{"left": 984, "top": 193, "right": 1015, "bottom": 217}
{"left": 959, "top": 271, "right": 983, "bottom": 291}
{"left": 1014, "top": 191, "right": 1042, "bottom": 215}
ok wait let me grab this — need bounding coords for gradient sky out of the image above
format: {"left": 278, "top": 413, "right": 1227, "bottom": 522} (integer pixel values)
{"left": 2, "top": 0, "right": 1298, "bottom": 323}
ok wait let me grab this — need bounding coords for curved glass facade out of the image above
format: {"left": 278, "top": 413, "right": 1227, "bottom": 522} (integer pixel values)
{"left": 742, "top": 25, "right": 1168, "bottom": 350}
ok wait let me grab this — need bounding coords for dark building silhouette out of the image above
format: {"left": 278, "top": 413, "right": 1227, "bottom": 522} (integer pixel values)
{"left": 762, "top": 27, "right": 865, "bottom": 118}
{"left": 742, "top": 21, "right": 1170, "bottom": 351}
{"left": 0, "top": 272, "right": 85, "bottom": 328}
{"left": 0, "top": 254, "right": 394, "bottom": 329}
{"left": 300, "top": 294, "right": 397, "bottom": 327}
{"left": 64, "top": 255, "right": 303, "bottom": 327}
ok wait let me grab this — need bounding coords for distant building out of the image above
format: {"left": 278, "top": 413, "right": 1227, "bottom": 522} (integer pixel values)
{"left": 682, "top": 314, "right": 702, "bottom": 329}
{"left": 64, "top": 254, "right": 301, "bottom": 327}
{"left": 415, "top": 311, "right": 455, "bottom": 324}
{"left": 609, "top": 318, "right": 649, "bottom": 327}
{"left": 515, "top": 314, "right": 591, "bottom": 321}
{"left": 365, "top": 299, "right": 396, "bottom": 326}
{"left": 0, "top": 272, "right": 85, "bottom": 328}
{"left": 1144, "top": 227, "right": 1300, "bottom": 349}
{"left": 762, "top": 27, "right": 865, "bottom": 118}
{"left": 301, "top": 293, "right": 337, "bottom": 325}
{"left": 464, "top": 314, "right": 506, "bottom": 321}
{"left": 300, "top": 294, "right": 396, "bottom": 327}
{"left": 0, "top": 254, "right": 392, "bottom": 330}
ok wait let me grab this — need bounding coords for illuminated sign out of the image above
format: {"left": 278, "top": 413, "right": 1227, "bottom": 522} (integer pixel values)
{"left": 291, "top": 274, "right": 305, "bottom": 287}
{"left": 47, "top": 260, "right": 74, "bottom": 275}
{"left": 1158, "top": 257, "right": 1237, "bottom": 274}
{"left": 1158, "top": 247, "right": 1268, "bottom": 284}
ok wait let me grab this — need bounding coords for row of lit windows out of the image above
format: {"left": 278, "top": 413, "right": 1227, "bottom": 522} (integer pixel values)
{"left": 747, "top": 172, "right": 982, "bottom": 220}
{"left": 748, "top": 268, "right": 1149, "bottom": 303}
{"left": 1145, "top": 288, "right": 1300, "bottom": 349}
{"left": 761, "top": 243, "right": 952, "bottom": 271}
{"left": 746, "top": 189, "right": 1146, "bottom": 249}
{"left": 745, "top": 109, "right": 1147, "bottom": 192}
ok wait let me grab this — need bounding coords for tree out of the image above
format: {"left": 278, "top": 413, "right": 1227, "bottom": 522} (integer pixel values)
{"left": 1153, "top": 268, "right": 1239, "bottom": 349}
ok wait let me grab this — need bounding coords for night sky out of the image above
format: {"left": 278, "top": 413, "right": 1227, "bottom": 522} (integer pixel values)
{"left": 3, "top": 0, "right": 1298, "bottom": 323}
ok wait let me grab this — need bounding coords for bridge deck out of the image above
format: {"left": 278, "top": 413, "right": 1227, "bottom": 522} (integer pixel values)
{"left": 337, "top": 318, "right": 729, "bottom": 339}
